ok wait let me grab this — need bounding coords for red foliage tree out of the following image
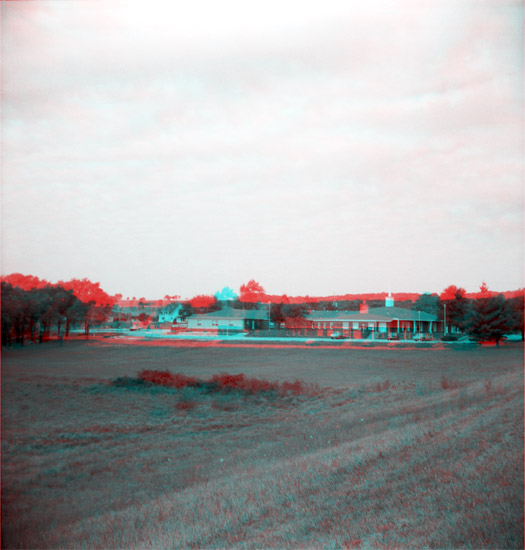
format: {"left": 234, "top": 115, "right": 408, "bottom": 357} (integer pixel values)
{"left": 1, "top": 273, "right": 50, "bottom": 290}
{"left": 239, "top": 280, "right": 265, "bottom": 303}
{"left": 189, "top": 295, "right": 217, "bottom": 309}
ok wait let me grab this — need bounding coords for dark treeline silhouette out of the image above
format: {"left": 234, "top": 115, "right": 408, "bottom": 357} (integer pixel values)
{"left": 232, "top": 281, "right": 523, "bottom": 345}
{"left": 2, "top": 275, "right": 523, "bottom": 346}
{"left": 195, "top": 280, "right": 524, "bottom": 345}
{"left": 1, "top": 276, "right": 116, "bottom": 346}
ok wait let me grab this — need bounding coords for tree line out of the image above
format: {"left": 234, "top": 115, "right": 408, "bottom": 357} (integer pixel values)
{"left": 412, "top": 285, "right": 523, "bottom": 344}
{"left": 2, "top": 276, "right": 523, "bottom": 346}
{"left": 183, "top": 281, "right": 524, "bottom": 344}
{"left": 1, "top": 277, "right": 116, "bottom": 346}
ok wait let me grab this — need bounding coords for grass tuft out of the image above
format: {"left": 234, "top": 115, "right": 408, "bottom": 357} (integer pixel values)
{"left": 134, "top": 370, "right": 319, "bottom": 397}
{"left": 441, "top": 375, "right": 461, "bottom": 390}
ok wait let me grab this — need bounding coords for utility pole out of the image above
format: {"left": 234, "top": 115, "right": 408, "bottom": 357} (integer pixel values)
{"left": 444, "top": 303, "right": 447, "bottom": 334}
{"left": 418, "top": 310, "right": 421, "bottom": 339}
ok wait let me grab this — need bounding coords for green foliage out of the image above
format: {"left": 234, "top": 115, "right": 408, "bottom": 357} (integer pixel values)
{"left": 1, "top": 282, "right": 87, "bottom": 345}
{"left": 441, "top": 285, "right": 472, "bottom": 331}
{"left": 413, "top": 293, "right": 440, "bottom": 316}
{"left": 282, "top": 303, "right": 308, "bottom": 319}
{"left": 239, "top": 280, "right": 265, "bottom": 302}
{"left": 178, "top": 302, "right": 194, "bottom": 320}
{"left": 214, "top": 286, "right": 238, "bottom": 302}
{"left": 270, "top": 303, "right": 285, "bottom": 326}
{"left": 506, "top": 295, "right": 524, "bottom": 340}
{"left": 468, "top": 294, "right": 515, "bottom": 345}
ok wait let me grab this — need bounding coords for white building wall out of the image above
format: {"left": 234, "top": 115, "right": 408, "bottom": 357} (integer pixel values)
{"left": 187, "top": 318, "right": 244, "bottom": 331}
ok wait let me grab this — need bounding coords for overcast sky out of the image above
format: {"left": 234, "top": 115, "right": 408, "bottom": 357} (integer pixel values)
{"left": 2, "top": 0, "right": 523, "bottom": 299}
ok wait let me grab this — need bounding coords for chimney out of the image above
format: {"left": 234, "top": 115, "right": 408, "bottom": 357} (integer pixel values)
{"left": 360, "top": 300, "right": 369, "bottom": 314}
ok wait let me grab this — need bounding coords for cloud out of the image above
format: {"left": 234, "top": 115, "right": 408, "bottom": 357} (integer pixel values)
{"left": 2, "top": 0, "right": 523, "bottom": 297}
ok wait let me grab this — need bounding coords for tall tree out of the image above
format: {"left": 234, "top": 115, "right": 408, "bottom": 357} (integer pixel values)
{"left": 1, "top": 283, "right": 24, "bottom": 345}
{"left": 414, "top": 293, "right": 440, "bottom": 317}
{"left": 282, "top": 303, "right": 308, "bottom": 319}
{"left": 215, "top": 286, "right": 238, "bottom": 303}
{"left": 440, "top": 285, "right": 471, "bottom": 331}
{"left": 270, "top": 303, "right": 285, "bottom": 328}
{"left": 178, "top": 302, "right": 194, "bottom": 320}
{"left": 57, "top": 278, "right": 116, "bottom": 307}
{"left": 468, "top": 294, "right": 514, "bottom": 346}
{"left": 506, "top": 295, "right": 524, "bottom": 341}
{"left": 239, "top": 280, "right": 265, "bottom": 303}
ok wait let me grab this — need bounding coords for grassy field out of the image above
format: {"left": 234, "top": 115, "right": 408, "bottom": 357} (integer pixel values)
{"left": 2, "top": 341, "right": 523, "bottom": 549}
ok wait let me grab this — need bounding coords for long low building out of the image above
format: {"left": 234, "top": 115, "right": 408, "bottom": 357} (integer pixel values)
{"left": 305, "top": 306, "right": 438, "bottom": 339}
{"left": 302, "top": 295, "right": 439, "bottom": 338}
{"left": 186, "top": 306, "right": 270, "bottom": 334}
{"left": 184, "top": 296, "right": 440, "bottom": 339}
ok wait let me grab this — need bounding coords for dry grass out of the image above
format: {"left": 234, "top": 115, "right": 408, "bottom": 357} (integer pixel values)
{"left": 1, "top": 343, "right": 523, "bottom": 549}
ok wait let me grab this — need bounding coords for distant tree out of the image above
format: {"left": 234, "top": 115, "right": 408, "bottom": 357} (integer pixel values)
{"left": 138, "top": 312, "right": 150, "bottom": 323}
{"left": 479, "top": 281, "right": 490, "bottom": 296}
{"left": 215, "top": 286, "right": 238, "bottom": 302}
{"left": 239, "top": 280, "right": 265, "bottom": 302}
{"left": 270, "top": 303, "right": 285, "bottom": 328}
{"left": 39, "top": 286, "right": 73, "bottom": 343}
{"left": 440, "top": 285, "right": 471, "bottom": 332}
{"left": 468, "top": 294, "right": 515, "bottom": 346}
{"left": 506, "top": 295, "right": 524, "bottom": 341}
{"left": 1, "top": 273, "right": 50, "bottom": 290}
{"left": 1, "top": 282, "right": 86, "bottom": 344}
{"left": 57, "top": 279, "right": 116, "bottom": 336}
{"left": 414, "top": 293, "right": 440, "bottom": 317}
{"left": 58, "top": 278, "right": 116, "bottom": 307}
{"left": 1, "top": 283, "right": 24, "bottom": 346}
{"left": 190, "top": 295, "right": 218, "bottom": 311}
{"left": 83, "top": 303, "right": 112, "bottom": 336}
{"left": 282, "top": 304, "right": 308, "bottom": 319}
{"left": 178, "top": 302, "right": 194, "bottom": 320}
{"left": 64, "top": 299, "right": 89, "bottom": 338}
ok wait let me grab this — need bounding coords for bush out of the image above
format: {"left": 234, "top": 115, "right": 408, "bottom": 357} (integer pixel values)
{"left": 112, "top": 376, "right": 150, "bottom": 388}
{"left": 175, "top": 401, "right": 197, "bottom": 410}
{"left": 124, "top": 370, "right": 319, "bottom": 397}
{"left": 374, "top": 379, "right": 391, "bottom": 392}
{"left": 441, "top": 376, "right": 460, "bottom": 390}
{"left": 138, "top": 370, "right": 199, "bottom": 388}
{"left": 441, "top": 334, "right": 459, "bottom": 341}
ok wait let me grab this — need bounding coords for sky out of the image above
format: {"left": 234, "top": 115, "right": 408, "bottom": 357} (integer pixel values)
{"left": 2, "top": 0, "right": 523, "bottom": 299}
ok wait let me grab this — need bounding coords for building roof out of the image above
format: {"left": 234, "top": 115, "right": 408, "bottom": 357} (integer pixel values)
{"left": 306, "top": 311, "right": 394, "bottom": 322}
{"left": 368, "top": 306, "right": 437, "bottom": 321}
{"left": 305, "top": 307, "right": 437, "bottom": 322}
{"left": 190, "top": 307, "right": 268, "bottom": 321}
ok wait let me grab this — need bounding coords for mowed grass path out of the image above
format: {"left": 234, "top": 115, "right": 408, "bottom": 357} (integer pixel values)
{"left": 2, "top": 342, "right": 523, "bottom": 549}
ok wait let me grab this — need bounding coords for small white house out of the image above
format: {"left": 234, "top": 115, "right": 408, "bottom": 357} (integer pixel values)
{"left": 186, "top": 307, "right": 269, "bottom": 333}
{"left": 158, "top": 304, "right": 183, "bottom": 324}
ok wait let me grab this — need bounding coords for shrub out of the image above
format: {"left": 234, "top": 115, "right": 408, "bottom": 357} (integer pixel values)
{"left": 441, "top": 334, "right": 459, "bottom": 341}
{"left": 122, "top": 370, "right": 319, "bottom": 397}
{"left": 175, "top": 401, "right": 197, "bottom": 410}
{"left": 112, "top": 376, "right": 149, "bottom": 388}
{"left": 441, "top": 376, "right": 460, "bottom": 390}
{"left": 138, "top": 370, "right": 199, "bottom": 388}
{"left": 375, "top": 379, "right": 391, "bottom": 392}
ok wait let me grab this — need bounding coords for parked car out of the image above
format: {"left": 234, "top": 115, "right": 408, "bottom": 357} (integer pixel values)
{"left": 330, "top": 332, "right": 345, "bottom": 340}
{"left": 413, "top": 333, "right": 423, "bottom": 341}
{"left": 388, "top": 332, "right": 399, "bottom": 340}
